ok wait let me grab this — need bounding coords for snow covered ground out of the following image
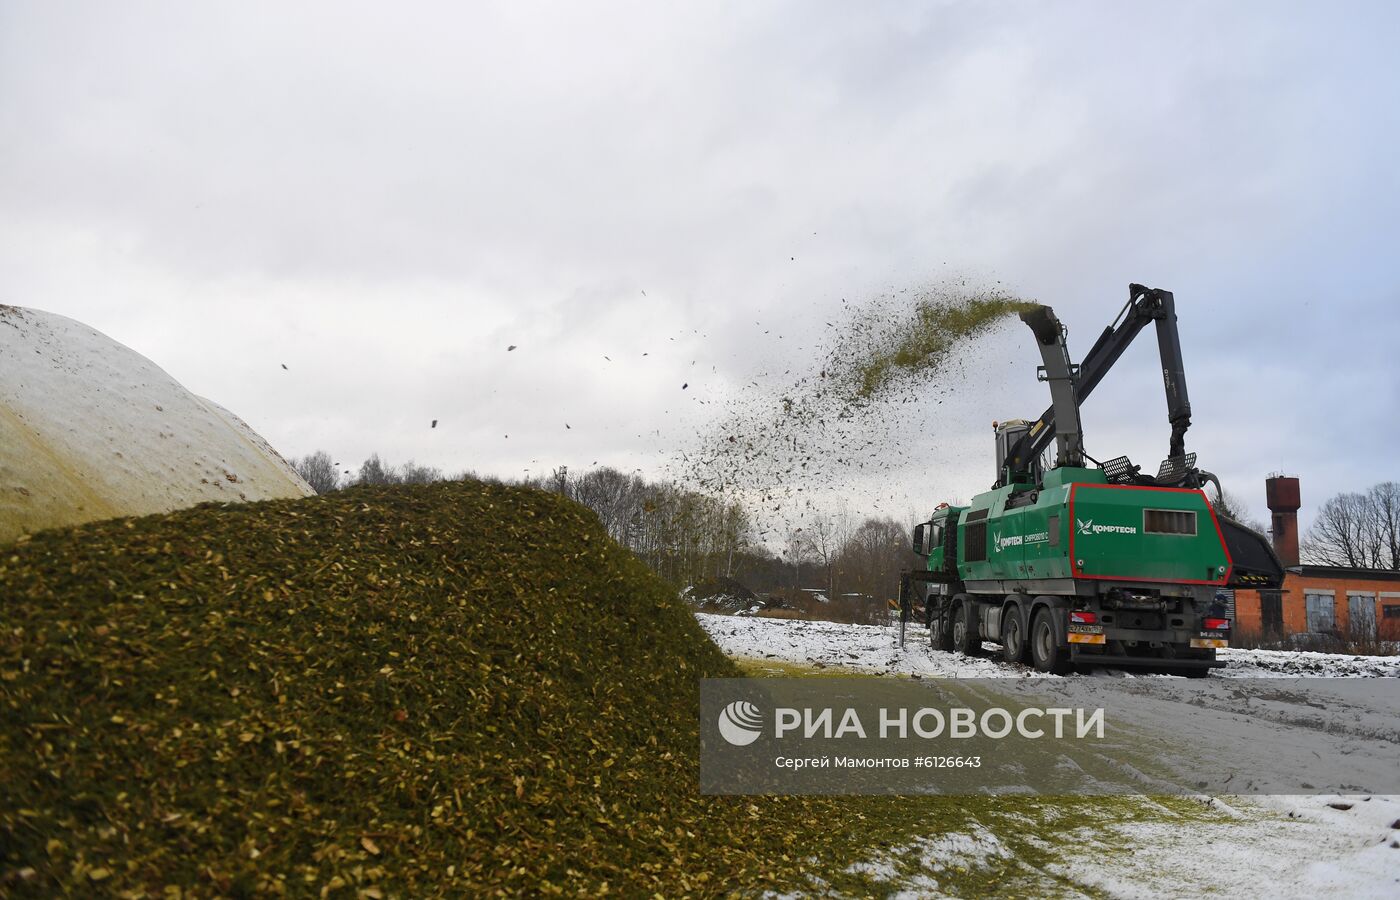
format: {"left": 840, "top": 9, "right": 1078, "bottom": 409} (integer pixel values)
{"left": 831, "top": 795, "right": 1400, "bottom": 900}
{"left": 699, "top": 613, "right": 1400, "bottom": 898}
{"left": 696, "top": 612, "right": 1400, "bottom": 679}
{"left": 0, "top": 305, "right": 312, "bottom": 543}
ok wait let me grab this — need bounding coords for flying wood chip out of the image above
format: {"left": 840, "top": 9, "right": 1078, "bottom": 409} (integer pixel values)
{"left": 666, "top": 283, "right": 1031, "bottom": 532}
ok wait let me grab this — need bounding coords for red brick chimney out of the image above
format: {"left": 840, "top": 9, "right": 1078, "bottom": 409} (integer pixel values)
{"left": 1265, "top": 475, "right": 1301, "bottom": 567}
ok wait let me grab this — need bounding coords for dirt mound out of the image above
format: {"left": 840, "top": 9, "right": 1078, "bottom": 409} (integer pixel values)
{"left": 684, "top": 576, "right": 759, "bottom": 614}
{"left": 0, "top": 480, "right": 945, "bottom": 895}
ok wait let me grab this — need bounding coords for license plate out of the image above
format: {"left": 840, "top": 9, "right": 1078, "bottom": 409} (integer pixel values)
{"left": 1068, "top": 632, "right": 1106, "bottom": 645}
{"left": 1190, "top": 638, "right": 1227, "bottom": 649}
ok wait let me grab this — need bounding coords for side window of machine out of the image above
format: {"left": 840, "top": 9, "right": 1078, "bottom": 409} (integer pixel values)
{"left": 1145, "top": 509, "right": 1197, "bottom": 535}
{"left": 964, "top": 521, "right": 988, "bottom": 562}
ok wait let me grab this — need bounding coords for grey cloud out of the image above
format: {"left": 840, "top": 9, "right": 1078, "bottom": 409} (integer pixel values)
{"left": 2, "top": 0, "right": 1397, "bottom": 534}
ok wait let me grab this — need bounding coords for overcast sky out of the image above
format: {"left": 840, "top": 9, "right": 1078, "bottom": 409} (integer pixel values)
{"left": 3, "top": 1, "right": 1397, "bottom": 536}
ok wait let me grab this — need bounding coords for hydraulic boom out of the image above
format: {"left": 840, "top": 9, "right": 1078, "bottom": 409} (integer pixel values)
{"left": 1000, "top": 284, "right": 1194, "bottom": 487}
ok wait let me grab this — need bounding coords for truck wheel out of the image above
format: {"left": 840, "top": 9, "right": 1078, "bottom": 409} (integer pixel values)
{"left": 952, "top": 603, "right": 982, "bottom": 656}
{"left": 1030, "top": 608, "right": 1070, "bottom": 675}
{"left": 1002, "top": 607, "right": 1028, "bottom": 664}
{"left": 930, "top": 607, "right": 954, "bottom": 652}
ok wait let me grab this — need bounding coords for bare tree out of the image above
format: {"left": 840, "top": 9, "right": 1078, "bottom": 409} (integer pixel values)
{"left": 292, "top": 450, "right": 340, "bottom": 494}
{"left": 355, "top": 453, "right": 399, "bottom": 486}
{"left": 805, "top": 512, "right": 842, "bottom": 600}
{"left": 717, "top": 501, "right": 751, "bottom": 578}
{"left": 831, "top": 504, "right": 855, "bottom": 596}
{"left": 573, "top": 467, "right": 645, "bottom": 544}
{"left": 569, "top": 471, "right": 753, "bottom": 587}
{"left": 399, "top": 461, "right": 444, "bottom": 484}
{"left": 1371, "top": 482, "right": 1400, "bottom": 571}
{"left": 1303, "top": 484, "right": 1399, "bottom": 570}
{"left": 836, "top": 517, "right": 912, "bottom": 602}
{"left": 784, "top": 528, "right": 810, "bottom": 591}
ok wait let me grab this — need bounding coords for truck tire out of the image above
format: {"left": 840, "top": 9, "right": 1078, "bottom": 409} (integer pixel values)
{"left": 1030, "top": 608, "right": 1070, "bottom": 675}
{"left": 1002, "top": 606, "right": 1029, "bottom": 664}
{"left": 952, "top": 602, "right": 982, "bottom": 657}
{"left": 930, "top": 604, "right": 954, "bottom": 652}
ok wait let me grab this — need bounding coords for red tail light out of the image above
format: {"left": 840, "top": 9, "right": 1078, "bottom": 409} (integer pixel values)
{"left": 1069, "top": 611, "right": 1098, "bottom": 625}
{"left": 1203, "top": 617, "right": 1231, "bottom": 631}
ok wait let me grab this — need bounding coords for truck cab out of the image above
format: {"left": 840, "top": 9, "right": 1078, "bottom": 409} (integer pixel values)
{"left": 912, "top": 503, "right": 964, "bottom": 578}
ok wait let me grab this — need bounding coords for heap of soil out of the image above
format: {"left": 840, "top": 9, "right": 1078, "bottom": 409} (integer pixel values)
{"left": 0, "top": 480, "right": 951, "bottom": 896}
{"left": 685, "top": 576, "right": 759, "bottom": 614}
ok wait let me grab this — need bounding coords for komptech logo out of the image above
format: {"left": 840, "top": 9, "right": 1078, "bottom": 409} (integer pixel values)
{"left": 1077, "top": 518, "right": 1137, "bottom": 536}
{"left": 717, "top": 700, "right": 763, "bottom": 746}
{"left": 992, "top": 531, "right": 1023, "bottom": 553}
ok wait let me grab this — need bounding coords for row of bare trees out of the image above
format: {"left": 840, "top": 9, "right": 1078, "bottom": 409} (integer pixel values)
{"left": 291, "top": 450, "right": 443, "bottom": 493}
{"left": 555, "top": 466, "right": 751, "bottom": 587}
{"left": 1304, "top": 481, "right": 1400, "bottom": 570}
{"left": 784, "top": 512, "right": 917, "bottom": 603}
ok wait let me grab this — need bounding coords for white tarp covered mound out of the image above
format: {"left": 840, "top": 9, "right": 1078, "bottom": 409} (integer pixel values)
{"left": 0, "top": 305, "right": 313, "bottom": 544}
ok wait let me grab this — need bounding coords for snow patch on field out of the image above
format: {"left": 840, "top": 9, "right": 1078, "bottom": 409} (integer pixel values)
{"left": 0, "top": 305, "right": 311, "bottom": 543}
{"left": 1219, "top": 646, "right": 1400, "bottom": 678}
{"left": 911, "top": 826, "right": 1011, "bottom": 872}
{"left": 842, "top": 825, "right": 1012, "bottom": 899}
{"left": 1051, "top": 795, "right": 1400, "bottom": 900}
{"left": 834, "top": 799, "right": 1400, "bottom": 900}
{"left": 697, "top": 613, "right": 1022, "bottom": 678}
{"left": 695, "top": 612, "right": 1400, "bottom": 679}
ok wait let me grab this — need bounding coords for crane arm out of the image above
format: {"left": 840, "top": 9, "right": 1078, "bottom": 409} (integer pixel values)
{"left": 1000, "top": 284, "right": 1194, "bottom": 484}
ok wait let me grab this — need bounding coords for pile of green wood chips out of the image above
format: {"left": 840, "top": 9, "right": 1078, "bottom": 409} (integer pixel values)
{"left": 1, "top": 481, "right": 972, "bottom": 896}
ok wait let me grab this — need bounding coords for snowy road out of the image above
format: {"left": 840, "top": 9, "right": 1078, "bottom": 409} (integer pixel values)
{"left": 697, "top": 613, "right": 1400, "bottom": 899}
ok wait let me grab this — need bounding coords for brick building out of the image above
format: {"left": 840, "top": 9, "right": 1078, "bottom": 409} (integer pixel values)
{"left": 1232, "top": 475, "right": 1400, "bottom": 640}
{"left": 1234, "top": 565, "right": 1400, "bottom": 638}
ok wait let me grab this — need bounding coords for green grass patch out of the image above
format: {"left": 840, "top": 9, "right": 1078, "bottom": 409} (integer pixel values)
{"left": 732, "top": 657, "right": 870, "bottom": 679}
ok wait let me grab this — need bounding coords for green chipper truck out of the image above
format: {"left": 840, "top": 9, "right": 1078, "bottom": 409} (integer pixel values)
{"left": 902, "top": 284, "right": 1284, "bottom": 675}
